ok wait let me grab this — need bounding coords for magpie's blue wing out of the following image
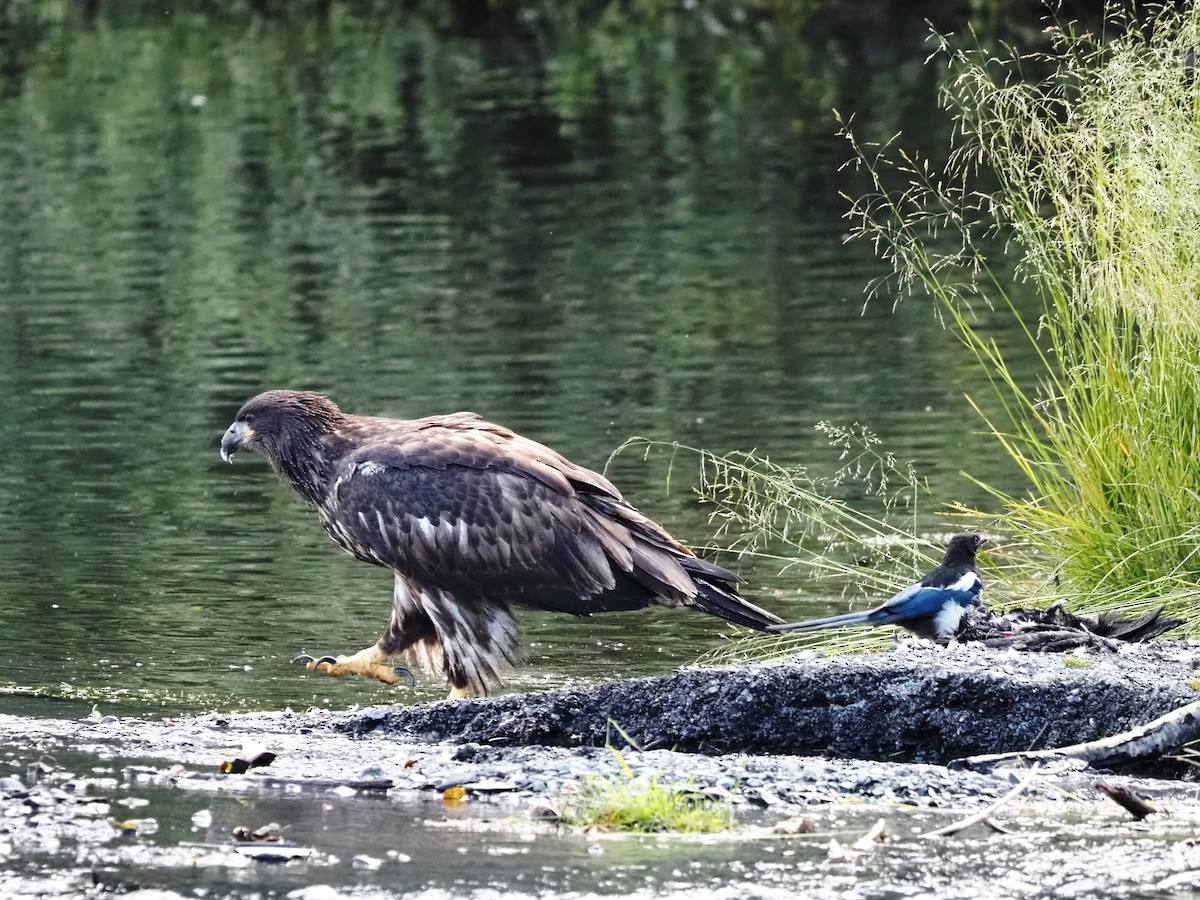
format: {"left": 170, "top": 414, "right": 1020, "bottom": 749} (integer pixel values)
{"left": 871, "top": 571, "right": 982, "bottom": 623}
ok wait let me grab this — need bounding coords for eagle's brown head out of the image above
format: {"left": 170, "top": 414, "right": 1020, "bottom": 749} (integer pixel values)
{"left": 220, "top": 390, "right": 344, "bottom": 464}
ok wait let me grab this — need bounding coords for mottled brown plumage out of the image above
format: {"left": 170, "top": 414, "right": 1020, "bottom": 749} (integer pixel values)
{"left": 220, "top": 390, "right": 781, "bottom": 697}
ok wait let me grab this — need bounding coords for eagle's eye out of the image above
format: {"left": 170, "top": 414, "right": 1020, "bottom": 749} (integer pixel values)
{"left": 241, "top": 413, "right": 254, "bottom": 424}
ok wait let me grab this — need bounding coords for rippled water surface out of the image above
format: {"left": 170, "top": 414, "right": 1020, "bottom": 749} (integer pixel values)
{"left": 0, "top": 5, "right": 1037, "bottom": 713}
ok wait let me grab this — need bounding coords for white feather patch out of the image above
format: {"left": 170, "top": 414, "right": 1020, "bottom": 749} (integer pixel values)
{"left": 944, "top": 571, "right": 981, "bottom": 594}
{"left": 934, "top": 601, "right": 970, "bottom": 637}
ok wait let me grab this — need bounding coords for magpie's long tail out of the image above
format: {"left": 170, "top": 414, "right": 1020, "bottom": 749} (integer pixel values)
{"left": 766, "top": 610, "right": 877, "bottom": 633}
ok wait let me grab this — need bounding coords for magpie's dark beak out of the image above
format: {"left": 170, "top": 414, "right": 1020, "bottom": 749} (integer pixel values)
{"left": 220, "top": 421, "right": 253, "bottom": 463}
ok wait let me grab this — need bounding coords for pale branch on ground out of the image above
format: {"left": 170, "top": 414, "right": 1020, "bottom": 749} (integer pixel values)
{"left": 953, "top": 699, "right": 1200, "bottom": 773}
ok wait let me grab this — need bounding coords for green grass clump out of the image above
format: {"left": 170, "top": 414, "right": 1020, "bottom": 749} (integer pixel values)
{"left": 845, "top": 4, "right": 1200, "bottom": 626}
{"left": 561, "top": 769, "right": 735, "bottom": 834}
{"left": 555, "top": 730, "right": 735, "bottom": 833}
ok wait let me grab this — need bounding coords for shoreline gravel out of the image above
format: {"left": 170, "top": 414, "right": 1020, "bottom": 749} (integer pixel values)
{"left": 5, "top": 642, "right": 1200, "bottom": 898}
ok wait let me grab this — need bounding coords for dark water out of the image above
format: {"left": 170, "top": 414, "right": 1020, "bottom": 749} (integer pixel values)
{"left": 0, "top": 5, "right": 1033, "bottom": 713}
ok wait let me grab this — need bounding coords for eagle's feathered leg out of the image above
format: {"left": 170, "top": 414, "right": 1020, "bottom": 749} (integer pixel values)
{"left": 394, "top": 576, "right": 520, "bottom": 700}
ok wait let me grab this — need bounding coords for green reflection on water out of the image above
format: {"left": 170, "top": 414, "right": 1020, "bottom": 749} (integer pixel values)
{"left": 0, "top": 6, "right": 1029, "bottom": 713}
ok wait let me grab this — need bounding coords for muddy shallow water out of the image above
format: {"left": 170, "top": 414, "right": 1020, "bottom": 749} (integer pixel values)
{"left": 4, "top": 647, "right": 1200, "bottom": 900}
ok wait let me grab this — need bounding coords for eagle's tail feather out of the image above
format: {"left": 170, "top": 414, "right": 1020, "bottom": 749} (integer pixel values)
{"left": 687, "top": 568, "right": 784, "bottom": 632}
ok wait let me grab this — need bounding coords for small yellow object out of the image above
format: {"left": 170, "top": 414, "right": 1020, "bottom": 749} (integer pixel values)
{"left": 442, "top": 785, "right": 467, "bottom": 804}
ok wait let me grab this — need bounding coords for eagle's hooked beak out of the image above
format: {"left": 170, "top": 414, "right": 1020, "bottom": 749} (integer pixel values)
{"left": 220, "top": 421, "right": 254, "bottom": 463}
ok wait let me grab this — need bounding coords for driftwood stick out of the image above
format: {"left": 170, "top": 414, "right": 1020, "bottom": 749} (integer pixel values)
{"left": 179, "top": 773, "right": 394, "bottom": 792}
{"left": 1095, "top": 781, "right": 1156, "bottom": 820}
{"left": 953, "top": 699, "right": 1200, "bottom": 774}
{"left": 920, "top": 765, "right": 1040, "bottom": 838}
{"left": 851, "top": 817, "right": 889, "bottom": 850}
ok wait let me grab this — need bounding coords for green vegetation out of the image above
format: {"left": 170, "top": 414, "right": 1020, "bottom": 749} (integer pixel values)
{"left": 840, "top": 4, "right": 1200, "bottom": 627}
{"left": 669, "top": 4, "right": 1200, "bottom": 660}
{"left": 556, "top": 727, "right": 736, "bottom": 833}
{"left": 610, "top": 9, "right": 1200, "bottom": 663}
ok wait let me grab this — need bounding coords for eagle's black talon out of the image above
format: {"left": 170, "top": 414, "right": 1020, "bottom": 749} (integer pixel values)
{"left": 393, "top": 667, "right": 416, "bottom": 686}
{"left": 292, "top": 654, "right": 339, "bottom": 668}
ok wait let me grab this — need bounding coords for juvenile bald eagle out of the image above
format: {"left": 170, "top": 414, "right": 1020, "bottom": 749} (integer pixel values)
{"left": 220, "top": 390, "right": 781, "bottom": 698}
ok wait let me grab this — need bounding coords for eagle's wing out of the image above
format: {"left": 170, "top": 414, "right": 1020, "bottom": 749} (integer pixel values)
{"left": 323, "top": 427, "right": 697, "bottom": 615}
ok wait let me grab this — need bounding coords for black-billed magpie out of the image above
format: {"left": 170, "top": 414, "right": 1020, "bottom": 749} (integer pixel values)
{"left": 768, "top": 533, "right": 987, "bottom": 641}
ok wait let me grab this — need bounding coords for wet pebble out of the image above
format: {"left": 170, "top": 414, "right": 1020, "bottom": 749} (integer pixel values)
{"left": 452, "top": 743, "right": 480, "bottom": 761}
{"left": 464, "top": 780, "right": 519, "bottom": 794}
{"left": 286, "top": 886, "right": 341, "bottom": 900}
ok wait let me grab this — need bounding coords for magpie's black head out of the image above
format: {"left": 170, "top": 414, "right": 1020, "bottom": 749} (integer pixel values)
{"left": 943, "top": 533, "right": 987, "bottom": 565}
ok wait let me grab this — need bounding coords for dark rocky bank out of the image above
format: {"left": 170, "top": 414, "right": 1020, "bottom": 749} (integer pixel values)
{"left": 330, "top": 641, "right": 1200, "bottom": 769}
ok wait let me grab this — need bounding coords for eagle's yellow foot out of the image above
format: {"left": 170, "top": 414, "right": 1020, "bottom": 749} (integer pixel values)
{"left": 292, "top": 648, "right": 414, "bottom": 687}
